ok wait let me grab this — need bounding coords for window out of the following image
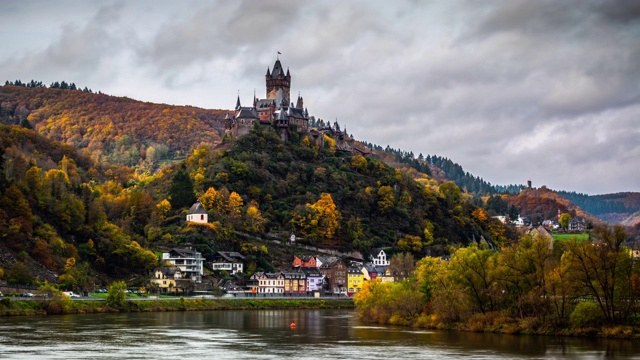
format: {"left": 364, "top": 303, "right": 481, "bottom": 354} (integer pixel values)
{"left": 201, "top": 215, "right": 204, "bottom": 220}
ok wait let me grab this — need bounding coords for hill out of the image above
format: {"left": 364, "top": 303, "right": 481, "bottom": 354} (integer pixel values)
{"left": 0, "top": 124, "right": 157, "bottom": 288}
{"left": 557, "top": 191, "right": 640, "bottom": 226}
{"left": 141, "top": 125, "right": 515, "bottom": 262}
{"left": 0, "top": 85, "right": 227, "bottom": 173}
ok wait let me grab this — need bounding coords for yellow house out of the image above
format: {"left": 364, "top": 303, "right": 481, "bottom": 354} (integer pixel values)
{"left": 347, "top": 266, "right": 364, "bottom": 296}
{"left": 151, "top": 267, "right": 182, "bottom": 293}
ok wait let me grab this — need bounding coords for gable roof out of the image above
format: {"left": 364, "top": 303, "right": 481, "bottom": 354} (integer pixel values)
{"left": 154, "top": 266, "right": 181, "bottom": 277}
{"left": 214, "top": 251, "right": 246, "bottom": 262}
{"left": 187, "top": 201, "right": 207, "bottom": 215}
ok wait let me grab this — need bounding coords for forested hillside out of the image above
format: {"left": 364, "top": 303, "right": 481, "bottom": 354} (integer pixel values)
{"left": 557, "top": 191, "right": 640, "bottom": 225}
{"left": 143, "top": 125, "right": 514, "bottom": 262}
{"left": 0, "top": 121, "right": 515, "bottom": 285}
{"left": 0, "top": 124, "right": 157, "bottom": 288}
{"left": 0, "top": 84, "right": 227, "bottom": 174}
{"left": 362, "top": 141, "right": 523, "bottom": 196}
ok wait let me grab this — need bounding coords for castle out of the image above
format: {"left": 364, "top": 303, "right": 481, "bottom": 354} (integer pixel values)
{"left": 224, "top": 58, "right": 366, "bottom": 155}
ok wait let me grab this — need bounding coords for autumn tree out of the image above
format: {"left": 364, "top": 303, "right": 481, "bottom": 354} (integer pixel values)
{"left": 559, "top": 213, "right": 572, "bottom": 230}
{"left": 291, "top": 193, "right": 341, "bottom": 244}
{"left": 245, "top": 201, "right": 266, "bottom": 233}
{"left": 448, "top": 243, "right": 498, "bottom": 314}
{"left": 389, "top": 252, "right": 416, "bottom": 281}
{"left": 496, "top": 233, "right": 554, "bottom": 320}
{"left": 563, "top": 225, "right": 633, "bottom": 325}
{"left": 397, "top": 235, "right": 423, "bottom": 253}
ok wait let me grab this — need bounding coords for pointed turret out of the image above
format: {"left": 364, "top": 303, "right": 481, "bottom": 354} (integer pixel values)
{"left": 266, "top": 67, "right": 271, "bottom": 77}
{"left": 266, "top": 58, "right": 291, "bottom": 103}
{"left": 235, "top": 95, "right": 241, "bottom": 110}
{"left": 296, "top": 93, "right": 303, "bottom": 109}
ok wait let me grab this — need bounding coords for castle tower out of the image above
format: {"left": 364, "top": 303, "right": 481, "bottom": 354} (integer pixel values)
{"left": 266, "top": 59, "right": 291, "bottom": 105}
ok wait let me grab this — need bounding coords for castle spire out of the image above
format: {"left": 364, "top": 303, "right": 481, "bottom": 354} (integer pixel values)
{"left": 235, "top": 92, "right": 241, "bottom": 110}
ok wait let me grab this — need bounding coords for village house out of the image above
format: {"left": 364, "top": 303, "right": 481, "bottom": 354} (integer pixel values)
{"left": 150, "top": 267, "right": 191, "bottom": 294}
{"left": 361, "top": 265, "right": 379, "bottom": 281}
{"left": 211, "top": 251, "right": 245, "bottom": 275}
{"left": 249, "top": 272, "right": 285, "bottom": 294}
{"left": 568, "top": 218, "right": 587, "bottom": 232}
{"left": 512, "top": 215, "right": 530, "bottom": 227}
{"left": 292, "top": 255, "right": 317, "bottom": 268}
{"left": 527, "top": 225, "right": 554, "bottom": 249}
{"left": 369, "top": 248, "right": 389, "bottom": 266}
{"left": 300, "top": 267, "right": 324, "bottom": 295}
{"left": 378, "top": 267, "right": 395, "bottom": 283}
{"left": 162, "top": 248, "right": 204, "bottom": 283}
{"left": 282, "top": 270, "right": 307, "bottom": 295}
{"left": 347, "top": 266, "right": 365, "bottom": 295}
{"left": 221, "top": 280, "right": 246, "bottom": 296}
{"left": 542, "top": 219, "right": 560, "bottom": 230}
{"left": 318, "top": 257, "right": 347, "bottom": 296}
{"left": 186, "top": 200, "right": 208, "bottom": 224}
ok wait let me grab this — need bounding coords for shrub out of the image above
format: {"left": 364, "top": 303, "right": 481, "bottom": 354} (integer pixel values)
{"left": 569, "top": 302, "right": 605, "bottom": 328}
{"left": 106, "top": 281, "right": 127, "bottom": 309}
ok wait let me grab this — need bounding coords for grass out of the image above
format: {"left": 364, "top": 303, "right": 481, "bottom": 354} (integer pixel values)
{"left": 553, "top": 233, "right": 589, "bottom": 241}
{"left": 0, "top": 298, "right": 354, "bottom": 316}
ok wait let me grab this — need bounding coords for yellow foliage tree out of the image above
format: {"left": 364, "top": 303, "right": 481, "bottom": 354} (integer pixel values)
{"left": 377, "top": 185, "right": 396, "bottom": 213}
{"left": 245, "top": 202, "right": 266, "bottom": 233}
{"left": 309, "top": 193, "right": 342, "bottom": 240}
{"left": 291, "top": 193, "right": 342, "bottom": 242}
{"left": 200, "top": 187, "right": 225, "bottom": 216}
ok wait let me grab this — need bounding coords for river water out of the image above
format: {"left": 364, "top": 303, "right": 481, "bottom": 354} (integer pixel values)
{"left": 1, "top": 309, "right": 639, "bottom": 359}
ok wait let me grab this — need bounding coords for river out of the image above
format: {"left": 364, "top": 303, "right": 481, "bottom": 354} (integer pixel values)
{"left": 1, "top": 309, "right": 639, "bottom": 359}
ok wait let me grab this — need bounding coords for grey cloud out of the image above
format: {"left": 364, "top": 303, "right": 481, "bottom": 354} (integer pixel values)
{"left": 0, "top": 2, "right": 126, "bottom": 85}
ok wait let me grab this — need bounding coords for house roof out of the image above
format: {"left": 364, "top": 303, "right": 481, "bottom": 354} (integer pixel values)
{"left": 169, "top": 248, "right": 199, "bottom": 258}
{"left": 282, "top": 271, "right": 306, "bottom": 279}
{"left": 214, "top": 251, "right": 245, "bottom": 262}
{"left": 369, "top": 248, "right": 385, "bottom": 256}
{"left": 187, "top": 201, "right": 207, "bottom": 215}
{"left": 318, "top": 256, "right": 341, "bottom": 269}
{"left": 154, "top": 266, "right": 181, "bottom": 276}
{"left": 299, "top": 267, "right": 321, "bottom": 277}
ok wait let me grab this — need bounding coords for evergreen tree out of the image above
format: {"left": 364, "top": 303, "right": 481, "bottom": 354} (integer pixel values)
{"left": 168, "top": 165, "right": 194, "bottom": 209}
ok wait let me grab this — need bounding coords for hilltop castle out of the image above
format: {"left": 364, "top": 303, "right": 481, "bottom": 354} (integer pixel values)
{"left": 224, "top": 58, "right": 366, "bottom": 154}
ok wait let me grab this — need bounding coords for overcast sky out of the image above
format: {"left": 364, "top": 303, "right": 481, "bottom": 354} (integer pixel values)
{"left": 2, "top": 0, "right": 639, "bottom": 195}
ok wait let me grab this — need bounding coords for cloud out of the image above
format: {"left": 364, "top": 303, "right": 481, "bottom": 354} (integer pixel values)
{"left": 1, "top": 0, "right": 639, "bottom": 194}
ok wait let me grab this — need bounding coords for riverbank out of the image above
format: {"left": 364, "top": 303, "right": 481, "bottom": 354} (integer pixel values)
{"left": 403, "top": 312, "right": 640, "bottom": 340}
{"left": 0, "top": 297, "right": 355, "bottom": 316}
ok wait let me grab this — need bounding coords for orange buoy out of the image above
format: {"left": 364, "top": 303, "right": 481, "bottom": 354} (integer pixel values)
{"left": 290, "top": 320, "right": 296, "bottom": 329}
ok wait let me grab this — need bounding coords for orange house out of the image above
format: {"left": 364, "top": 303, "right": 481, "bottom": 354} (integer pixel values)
{"left": 292, "top": 255, "right": 317, "bottom": 268}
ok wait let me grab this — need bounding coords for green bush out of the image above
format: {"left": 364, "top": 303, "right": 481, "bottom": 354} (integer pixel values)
{"left": 106, "top": 281, "right": 127, "bottom": 309}
{"left": 570, "top": 302, "right": 605, "bottom": 328}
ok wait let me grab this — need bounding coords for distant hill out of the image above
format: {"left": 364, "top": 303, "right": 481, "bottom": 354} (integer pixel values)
{"left": 0, "top": 85, "right": 227, "bottom": 172}
{"left": 557, "top": 191, "right": 640, "bottom": 226}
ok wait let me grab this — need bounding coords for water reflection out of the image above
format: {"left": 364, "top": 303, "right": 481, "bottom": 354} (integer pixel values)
{"left": 0, "top": 310, "right": 639, "bottom": 359}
